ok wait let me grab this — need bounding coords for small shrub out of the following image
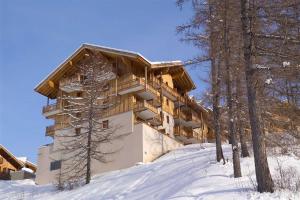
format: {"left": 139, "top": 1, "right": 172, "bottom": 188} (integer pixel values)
{"left": 274, "top": 159, "right": 300, "bottom": 192}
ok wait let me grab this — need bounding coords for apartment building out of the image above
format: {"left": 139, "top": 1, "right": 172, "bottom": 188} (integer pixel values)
{"left": 34, "top": 44, "right": 212, "bottom": 184}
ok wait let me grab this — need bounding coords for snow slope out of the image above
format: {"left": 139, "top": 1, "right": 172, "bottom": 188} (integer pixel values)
{"left": 1, "top": 143, "right": 299, "bottom": 200}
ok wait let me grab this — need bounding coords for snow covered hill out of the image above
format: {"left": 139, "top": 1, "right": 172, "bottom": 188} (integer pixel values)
{"left": 1, "top": 143, "right": 299, "bottom": 200}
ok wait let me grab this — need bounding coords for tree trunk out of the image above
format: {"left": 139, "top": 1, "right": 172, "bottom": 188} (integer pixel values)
{"left": 240, "top": 0, "right": 274, "bottom": 193}
{"left": 212, "top": 57, "right": 225, "bottom": 163}
{"left": 224, "top": 0, "right": 241, "bottom": 178}
{"left": 209, "top": 2, "right": 225, "bottom": 163}
{"left": 86, "top": 95, "right": 93, "bottom": 184}
{"left": 236, "top": 74, "right": 250, "bottom": 157}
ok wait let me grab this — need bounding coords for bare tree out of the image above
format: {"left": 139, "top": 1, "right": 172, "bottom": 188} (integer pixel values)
{"left": 177, "top": 0, "right": 226, "bottom": 163}
{"left": 55, "top": 51, "right": 123, "bottom": 187}
{"left": 240, "top": 0, "right": 274, "bottom": 193}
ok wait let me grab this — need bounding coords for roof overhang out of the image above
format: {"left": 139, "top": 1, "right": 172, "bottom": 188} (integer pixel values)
{"left": 151, "top": 61, "right": 196, "bottom": 92}
{"left": 0, "top": 145, "right": 24, "bottom": 170}
{"left": 34, "top": 44, "right": 197, "bottom": 98}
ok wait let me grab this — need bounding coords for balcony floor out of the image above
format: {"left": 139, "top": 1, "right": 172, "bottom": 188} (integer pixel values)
{"left": 118, "top": 85, "right": 144, "bottom": 95}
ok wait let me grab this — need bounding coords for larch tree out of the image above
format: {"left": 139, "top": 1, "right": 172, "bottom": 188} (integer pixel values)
{"left": 240, "top": 0, "right": 274, "bottom": 193}
{"left": 55, "top": 51, "right": 123, "bottom": 187}
{"left": 177, "top": 0, "right": 226, "bottom": 163}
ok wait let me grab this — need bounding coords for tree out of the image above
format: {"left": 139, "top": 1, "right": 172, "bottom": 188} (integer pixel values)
{"left": 55, "top": 51, "right": 123, "bottom": 187}
{"left": 177, "top": 0, "right": 226, "bottom": 163}
{"left": 240, "top": 0, "right": 274, "bottom": 192}
{"left": 223, "top": 0, "right": 242, "bottom": 177}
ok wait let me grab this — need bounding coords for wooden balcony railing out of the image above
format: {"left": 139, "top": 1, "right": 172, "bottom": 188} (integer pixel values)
{"left": 118, "top": 74, "right": 143, "bottom": 92}
{"left": 174, "top": 126, "right": 193, "bottom": 138}
{"left": 42, "top": 103, "right": 61, "bottom": 115}
{"left": 161, "top": 83, "right": 180, "bottom": 99}
{"left": 117, "top": 74, "right": 160, "bottom": 98}
{"left": 60, "top": 74, "right": 82, "bottom": 88}
{"left": 45, "top": 125, "right": 55, "bottom": 137}
{"left": 148, "top": 114, "right": 163, "bottom": 126}
{"left": 134, "top": 100, "right": 158, "bottom": 115}
{"left": 45, "top": 123, "right": 69, "bottom": 137}
{"left": 174, "top": 109, "right": 191, "bottom": 121}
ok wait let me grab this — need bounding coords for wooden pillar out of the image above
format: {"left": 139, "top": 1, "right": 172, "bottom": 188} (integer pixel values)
{"left": 145, "top": 66, "right": 147, "bottom": 90}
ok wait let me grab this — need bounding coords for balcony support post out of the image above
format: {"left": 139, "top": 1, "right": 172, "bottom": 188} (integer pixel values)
{"left": 144, "top": 66, "right": 147, "bottom": 90}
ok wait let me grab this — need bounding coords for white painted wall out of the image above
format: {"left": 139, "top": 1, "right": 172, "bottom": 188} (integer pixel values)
{"left": 36, "top": 111, "right": 183, "bottom": 185}
{"left": 140, "top": 123, "right": 183, "bottom": 163}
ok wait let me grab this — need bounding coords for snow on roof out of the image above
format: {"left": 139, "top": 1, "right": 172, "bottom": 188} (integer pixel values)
{"left": 17, "top": 157, "right": 27, "bottom": 163}
{"left": 150, "top": 60, "right": 182, "bottom": 65}
{"left": 83, "top": 43, "right": 152, "bottom": 64}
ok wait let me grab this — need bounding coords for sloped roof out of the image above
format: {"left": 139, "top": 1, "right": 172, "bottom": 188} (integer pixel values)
{"left": 0, "top": 145, "right": 25, "bottom": 170}
{"left": 0, "top": 145, "right": 37, "bottom": 172}
{"left": 34, "top": 44, "right": 196, "bottom": 98}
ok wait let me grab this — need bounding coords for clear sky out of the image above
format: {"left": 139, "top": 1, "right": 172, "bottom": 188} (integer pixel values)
{"left": 0, "top": 0, "right": 209, "bottom": 163}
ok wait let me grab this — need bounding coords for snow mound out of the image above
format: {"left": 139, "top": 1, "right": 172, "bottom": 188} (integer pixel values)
{"left": 1, "top": 143, "right": 299, "bottom": 200}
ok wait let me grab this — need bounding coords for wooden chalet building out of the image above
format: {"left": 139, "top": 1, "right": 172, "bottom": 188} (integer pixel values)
{"left": 34, "top": 44, "right": 213, "bottom": 184}
{"left": 0, "top": 145, "right": 36, "bottom": 180}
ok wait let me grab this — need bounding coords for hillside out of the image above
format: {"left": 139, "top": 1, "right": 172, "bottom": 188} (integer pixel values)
{"left": 1, "top": 143, "right": 299, "bottom": 200}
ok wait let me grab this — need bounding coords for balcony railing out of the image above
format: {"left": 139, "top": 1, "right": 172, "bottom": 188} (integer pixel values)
{"left": 45, "top": 125, "right": 55, "bottom": 137}
{"left": 117, "top": 74, "right": 160, "bottom": 99}
{"left": 118, "top": 74, "right": 144, "bottom": 93}
{"left": 42, "top": 103, "right": 62, "bottom": 117}
{"left": 59, "top": 75, "right": 83, "bottom": 92}
{"left": 45, "top": 123, "right": 69, "bottom": 137}
{"left": 161, "top": 83, "right": 179, "bottom": 100}
{"left": 174, "top": 126, "right": 193, "bottom": 138}
{"left": 174, "top": 109, "right": 191, "bottom": 122}
{"left": 148, "top": 114, "right": 163, "bottom": 126}
{"left": 134, "top": 101, "right": 158, "bottom": 115}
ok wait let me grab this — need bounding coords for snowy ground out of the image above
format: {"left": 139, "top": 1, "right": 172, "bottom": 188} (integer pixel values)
{"left": 1, "top": 143, "right": 299, "bottom": 200}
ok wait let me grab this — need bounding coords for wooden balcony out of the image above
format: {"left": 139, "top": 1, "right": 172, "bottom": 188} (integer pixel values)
{"left": 161, "top": 83, "right": 179, "bottom": 101}
{"left": 174, "top": 109, "right": 191, "bottom": 127}
{"left": 42, "top": 103, "right": 61, "bottom": 118}
{"left": 174, "top": 95, "right": 187, "bottom": 108}
{"left": 117, "top": 74, "right": 159, "bottom": 100}
{"left": 174, "top": 126, "right": 193, "bottom": 138}
{"left": 134, "top": 100, "right": 158, "bottom": 120}
{"left": 148, "top": 114, "right": 163, "bottom": 126}
{"left": 45, "top": 125, "right": 55, "bottom": 137}
{"left": 60, "top": 75, "right": 83, "bottom": 93}
{"left": 45, "top": 123, "right": 69, "bottom": 137}
{"left": 174, "top": 108, "right": 201, "bottom": 128}
{"left": 187, "top": 111, "right": 202, "bottom": 128}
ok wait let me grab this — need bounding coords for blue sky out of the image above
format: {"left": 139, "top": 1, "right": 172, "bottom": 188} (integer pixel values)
{"left": 0, "top": 0, "right": 209, "bottom": 163}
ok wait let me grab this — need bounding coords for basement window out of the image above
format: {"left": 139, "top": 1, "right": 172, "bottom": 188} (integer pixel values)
{"left": 75, "top": 128, "right": 81, "bottom": 135}
{"left": 103, "top": 120, "right": 109, "bottom": 129}
{"left": 76, "top": 92, "right": 83, "bottom": 97}
{"left": 50, "top": 160, "right": 61, "bottom": 171}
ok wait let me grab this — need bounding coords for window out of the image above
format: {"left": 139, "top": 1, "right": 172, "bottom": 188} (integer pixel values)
{"left": 166, "top": 99, "right": 169, "bottom": 106}
{"left": 50, "top": 160, "right": 61, "bottom": 171}
{"left": 166, "top": 116, "right": 169, "bottom": 124}
{"left": 76, "top": 112, "right": 81, "bottom": 118}
{"left": 103, "top": 120, "right": 109, "bottom": 129}
{"left": 76, "top": 92, "right": 82, "bottom": 97}
{"left": 75, "top": 128, "right": 81, "bottom": 135}
{"left": 0, "top": 156, "right": 3, "bottom": 164}
{"left": 103, "top": 83, "right": 110, "bottom": 91}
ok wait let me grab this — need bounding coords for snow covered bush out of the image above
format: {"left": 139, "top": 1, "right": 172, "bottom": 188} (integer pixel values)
{"left": 274, "top": 159, "right": 300, "bottom": 192}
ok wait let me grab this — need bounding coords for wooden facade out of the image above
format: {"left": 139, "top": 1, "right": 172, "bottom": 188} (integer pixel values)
{"left": 36, "top": 44, "right": 213, "bottom": 143}
{"left": 0, "top": 145, "right": 37, "bottom": 180}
